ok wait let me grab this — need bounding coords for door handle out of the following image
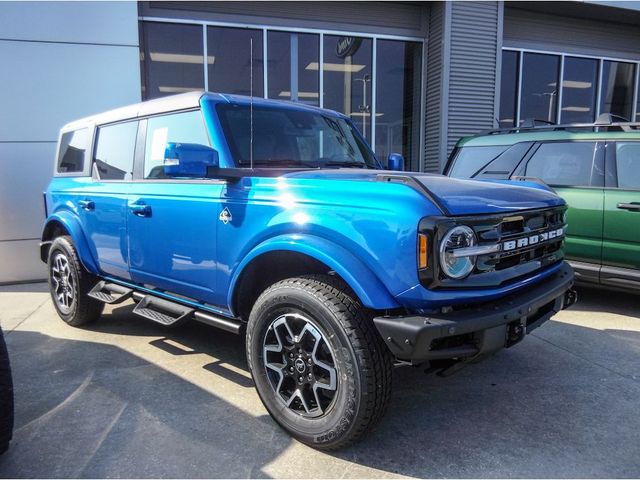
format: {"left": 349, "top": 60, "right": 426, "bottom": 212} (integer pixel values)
{"left": 78, "top": 199, "right": 95, "bottom": 211}
{"left": 128, "top": 201, "right": 152, "bottom": 218}
{"left": 616, "top": 202, "right": 640, "bottom": 212}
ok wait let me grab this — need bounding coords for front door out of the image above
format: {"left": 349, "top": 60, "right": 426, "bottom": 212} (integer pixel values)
{"left": 602, "top": 141, "right": 640, "bottom": 286}
{"left": 82, "top": 120, "right": 139, "bottom": 280}
{"left": 127, "top": 110, "right": 225, "bottom": 306}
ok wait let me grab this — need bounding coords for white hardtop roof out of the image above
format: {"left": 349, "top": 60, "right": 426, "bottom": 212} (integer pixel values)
{"left": 61, "top": 91, "right": 212, "bottom": 131}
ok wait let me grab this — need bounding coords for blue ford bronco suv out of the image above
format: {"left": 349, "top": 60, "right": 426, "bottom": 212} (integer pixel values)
{"left": 42, "top": 92, "right": 576, "bottom": 449}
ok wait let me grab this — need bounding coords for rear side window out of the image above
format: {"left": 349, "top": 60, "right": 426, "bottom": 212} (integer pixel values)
{"left": 93, "top": 121, "right": 138, "bottom": 181}
{"left": 615, "top": 142, "right": 640, "bottom": 190}
{"left": 144, "top": 110, "right": 210, "bottom": 179}
{"left": 524, "top": 142, "right": 598, "bottom": 187}
{"left": 57, "top": 128, "right": 88, "bottom": 173}
{"left": 448, "top": 146, "right": 508, "bottom": 178}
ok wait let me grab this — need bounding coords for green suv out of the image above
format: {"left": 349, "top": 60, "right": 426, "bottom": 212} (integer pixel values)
{"left": 445, "top": 116, "right": 640, "bottom": 293}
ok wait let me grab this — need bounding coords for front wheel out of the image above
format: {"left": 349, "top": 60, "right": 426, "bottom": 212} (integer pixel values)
{"left": 246, "top": 275, "right": 392, "bottom": 450}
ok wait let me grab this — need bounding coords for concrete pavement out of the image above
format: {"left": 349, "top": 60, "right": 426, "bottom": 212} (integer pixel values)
{"left": 0, "top": 282, "right": 638, "bottom": 478}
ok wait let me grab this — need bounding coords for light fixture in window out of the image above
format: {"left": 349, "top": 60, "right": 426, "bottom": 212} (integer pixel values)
{"left": 562, "top": 106, "right": 591, "bottom": 112}
{"left": 305, "top": 62, "right": 365, "bottom": 73}
{"left": 158, "top": 86, "right": 199, "bottom": 93}
{"left": 349, "top": 112, "right": 384, "bottom": 117}
{"left": 548, "top": 80, "right": 592, "bottom": 89}
{"left": 278, "top": 91, "right": 320, "bottom": 99}
{"left": 149, "top": 52, "right": 216, "bottom": 65}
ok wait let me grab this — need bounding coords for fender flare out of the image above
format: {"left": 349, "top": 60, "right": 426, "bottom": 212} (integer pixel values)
{"left": 227, "top": 233, "right": 400, "bottom": 312}
{"left": 41, "top": 211, "right": 100, "bottom": 274}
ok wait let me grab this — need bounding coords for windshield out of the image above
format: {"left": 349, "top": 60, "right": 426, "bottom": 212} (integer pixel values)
{"left": 216, "top": 104, "right": 378, "bottom": 168}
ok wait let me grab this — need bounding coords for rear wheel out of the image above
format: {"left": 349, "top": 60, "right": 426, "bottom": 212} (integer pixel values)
{"left": 246, "top": 275, "right": 392, "bottom": 450}
{"left": 47, "top": 236, "right": 104, "bottom": 326}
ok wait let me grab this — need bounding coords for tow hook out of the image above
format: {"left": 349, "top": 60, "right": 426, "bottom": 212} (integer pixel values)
{"left": 563, "top": 288, "right": 578, "bottom": 309}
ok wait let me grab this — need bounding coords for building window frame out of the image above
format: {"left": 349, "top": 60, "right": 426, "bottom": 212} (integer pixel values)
{"left": 139, "top": 15, "right": 427, "bottom": 171}
{"left": 503, "top": 46, "right": 640, "bottom": 125}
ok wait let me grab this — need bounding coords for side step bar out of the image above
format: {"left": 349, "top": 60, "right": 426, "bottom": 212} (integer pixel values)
{"left": 131, "top": 292, "right": 244, "bottom": 334}
{"left": 132, "top": 295, "right": 194, "bottom": 327}
{"left": 88, "top": 281, "right": 133, "bottom": 304}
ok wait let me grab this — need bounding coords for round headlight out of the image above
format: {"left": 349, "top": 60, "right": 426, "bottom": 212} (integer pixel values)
{"left": 439, "top": 225, "right": 477, "bottom": 279}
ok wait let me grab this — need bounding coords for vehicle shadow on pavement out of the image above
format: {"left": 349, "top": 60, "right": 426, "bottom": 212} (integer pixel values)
{"left": 573, "top": 286, "right": 639, "bottom": 319}
{"left": 2, "top": 297, "right": 639, "bottom": 478}
{"left": 0, "top": 330, "right": 289, "bottom": 478}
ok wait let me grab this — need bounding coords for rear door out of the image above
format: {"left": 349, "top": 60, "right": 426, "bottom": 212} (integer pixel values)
{"left": 81, "top": 120, "right": 138, "bottom": 280}
{"left": 516, "top": 141, "right": 605, "bottom": 284}
{"left": 601, "top": 141, "right": 640, "bottom": 287}
{"left": 127, "top": 110, "right": 226, "bottom": 307}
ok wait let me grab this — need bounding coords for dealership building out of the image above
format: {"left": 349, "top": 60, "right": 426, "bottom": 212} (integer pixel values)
{"left": 2, "top": 0, "right": 640, "bottom": 283}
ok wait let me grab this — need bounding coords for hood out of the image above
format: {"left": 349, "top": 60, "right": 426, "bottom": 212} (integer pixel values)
{"left": 281, "top": 169, "right": 565, "bottom": 216}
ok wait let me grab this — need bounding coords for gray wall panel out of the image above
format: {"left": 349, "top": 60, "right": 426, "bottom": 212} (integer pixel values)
{"left": 0, "top": 2, "right": 141, "bottom": 283}
{"left": 504, "top": 6, "right": 640, "bottom": 61}
{"left": 0, "top": 143, "right": 57, "bottom": 241}
{"left": 0, "top": 240, "right": 45, "bottom": 284}
{"left": 424, "top": 1, "right": 501, "bottom": 172}
{"left": 447, "top": 1, "right": 501, "bottom": 156}
{"left": 0, "top": 40, "right": 141, "bottom": 142}
{"left": 0, "top": 1, "right": 138, "bottom": 45}
{"left": 424, "top": 2, "right": 448, "bottom": 173}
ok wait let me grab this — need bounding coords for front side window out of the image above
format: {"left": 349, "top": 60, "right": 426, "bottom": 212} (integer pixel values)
{"left": 524, "top": 142, "right": 598, "bottom": 187}
{"left": 57, "top": 128, "right": 88, "bottom": 173}
{"left": 615, "top": 142, "right": 640, "bottom": 190}
{"left": 144, "top": 110, "right": 211, "bottom": 179}
{"left": 93, "top": 121, "right": 138, "bottom": 181}
{"left": 216, "top": 104, "right": 377, "bottom": 168}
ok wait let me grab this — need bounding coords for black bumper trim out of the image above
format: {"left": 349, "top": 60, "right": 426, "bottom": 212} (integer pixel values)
{"left": 374, "top": 262, "right": 575, "bottom": 362}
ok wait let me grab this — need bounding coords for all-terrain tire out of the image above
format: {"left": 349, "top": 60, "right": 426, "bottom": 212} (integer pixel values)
{"left": 0, "top": 327, "right": 13, "bottom": 455}
{"left": 47, "top": 235, "right": 104, "bottom": 326}
{"left": 246, "top": 274, "right": 393, "bottom": 450}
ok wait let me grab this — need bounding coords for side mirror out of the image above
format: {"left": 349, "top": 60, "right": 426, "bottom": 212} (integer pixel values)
{"left": 164, "top": 142, "right": 219, "bottom": 177}
{"left": 387, "top": 153, "right": 405, "bottom": 171}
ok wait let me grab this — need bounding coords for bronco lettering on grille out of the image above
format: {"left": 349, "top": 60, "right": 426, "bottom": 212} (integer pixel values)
{"left": 502, "top": 227, "right": 565, "bottom": 252}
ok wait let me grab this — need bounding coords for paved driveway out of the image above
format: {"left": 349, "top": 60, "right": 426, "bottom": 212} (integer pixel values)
{"left": 0, "top": 283, "right": 638, "bottom": 478}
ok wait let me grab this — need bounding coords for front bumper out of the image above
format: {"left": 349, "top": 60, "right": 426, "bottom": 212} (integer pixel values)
{"left": 374, "top": 261, "right": 576, "bottom": 363}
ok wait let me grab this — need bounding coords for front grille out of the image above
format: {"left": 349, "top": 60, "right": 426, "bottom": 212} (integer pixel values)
{"left": 423, "top": 206, "right": 567, "bottom": 290}
{"left": 474, "top": 208, "right": 565, "bottom": 274}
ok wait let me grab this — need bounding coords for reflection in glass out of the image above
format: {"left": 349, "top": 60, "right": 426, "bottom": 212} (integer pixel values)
{"left": 520, "top": 53, "right": 560, "bottom": 124}
{"left": 561, "top": 57, "right": 598, "bottom": 123}
{"left": 207, "top": 26, "right": 263, "bottom": 97}
{"left": 140, "top": 22, "right": 204, "bottom": 100}
{"left": 375, "top": 40, "right": 422, "bottom": 171}
{"left": 499, "top": 50, "right": 519, "bottom": 128}
{"left": 267, "top": 31, "right": 319, "bottom": 106}
{"left": 600, "top": 61, "right": 635, "bottom": 120}
{"left": 322, "top": 35, "right": 372, "bottom": 140}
